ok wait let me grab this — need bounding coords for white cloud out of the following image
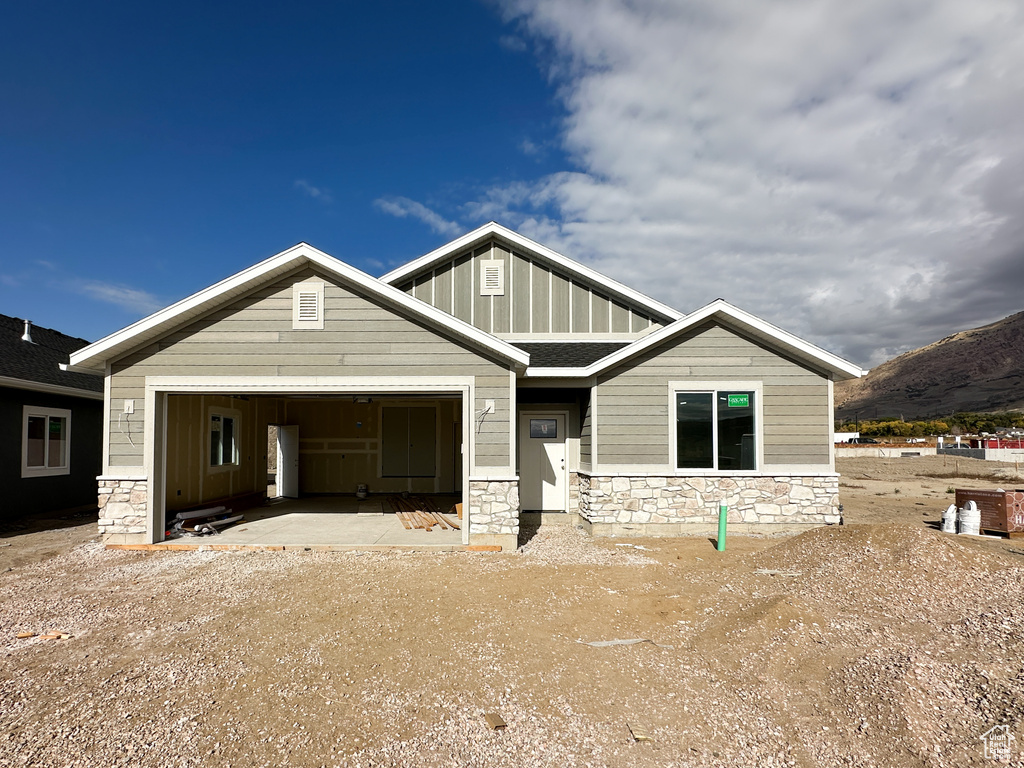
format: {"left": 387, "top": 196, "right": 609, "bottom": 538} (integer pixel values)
{"left": 499, "top": 34, "right": 528, "bottom": 52}
{"left": 485, "top": 0, "right": 1024, "bottom": 366}
{"left": 294, "top": 179, "right": 333, "bottom": 203}
{"left": 73, "top": 279, "right": 163, "bottom": 315}
{"left": 375, "top": 196, "right": 463, "bottom": 236}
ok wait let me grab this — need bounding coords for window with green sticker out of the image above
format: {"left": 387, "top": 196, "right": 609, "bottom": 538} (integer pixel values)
{"left": 675, "top": 390, "right": 756, "bottom": 470}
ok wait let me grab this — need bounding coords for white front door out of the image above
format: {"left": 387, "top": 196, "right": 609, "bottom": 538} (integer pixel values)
{"left": 277, "top": 425, "right": 299, "bottom": 499}
{"left": 519, "top": 413, "right": 567, "bottom": 512}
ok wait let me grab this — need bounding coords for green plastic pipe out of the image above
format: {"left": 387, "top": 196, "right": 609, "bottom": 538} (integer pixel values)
{"left": 717, "top": 504, "right": 727, "bottom": 551}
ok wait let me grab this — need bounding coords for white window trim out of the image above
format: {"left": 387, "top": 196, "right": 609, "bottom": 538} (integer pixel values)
{"left": 292, "top": 281, "right": 325, "bottom": 329}
{"left": 208, "top": 406, "right": 242, "bottom": 474}
{"left": 22, "top": 406, "right": 72, "bottom": 478}
{"left": 668, "top": 380, "right": 763, "bottom": 475}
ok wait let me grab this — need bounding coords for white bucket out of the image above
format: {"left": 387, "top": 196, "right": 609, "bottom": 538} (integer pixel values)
{"left": 941, "top": 503, "right": 958, "bottom": 534}
{"left": 356, "top": 484, "right": 368, "bottom": 500}
{"left": 958, "top": 500, "right": 981, "bottom": 536}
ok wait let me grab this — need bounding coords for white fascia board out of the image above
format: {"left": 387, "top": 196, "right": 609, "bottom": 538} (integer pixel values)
{"left": 69, "top": 242, "right": 530, "bottom": 372}
{"left": 524, "top": 367, "right": 594, "bottom": 378}
{"left": 524, "top": 299, "right": 864, "bottom": 380}
{"left": 380, "top": 222, "right": 685, "bottom": 323}
{"left": 0, "top": 375, "right": 104, "bottom": 400}
{"left": 69, "top": 243, "right": 311, "bottom": 372}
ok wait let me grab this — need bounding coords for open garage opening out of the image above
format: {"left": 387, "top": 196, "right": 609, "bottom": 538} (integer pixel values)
{"left": 160, "top": 391, "right": 465, "bottom": 546}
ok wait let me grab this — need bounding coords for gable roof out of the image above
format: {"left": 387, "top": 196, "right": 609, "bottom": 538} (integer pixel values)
{"left": 0, "top": 314, "right": 104, "bottom": 398}
{"left": 68, "top": 243, "right": 531, "bottom": 374}
{"left": 524, "top": 299, "right": 865, "bottom": 381}
{"left": 380, "top": 222, "right": 684, "bottom": 325}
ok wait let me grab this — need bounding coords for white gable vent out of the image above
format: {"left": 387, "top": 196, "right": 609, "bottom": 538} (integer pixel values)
{"left": 292, "top": 281, "right": 325, "bottom": 329}
{"left": 479, "top": 260, "right": 505, "bottom": 296}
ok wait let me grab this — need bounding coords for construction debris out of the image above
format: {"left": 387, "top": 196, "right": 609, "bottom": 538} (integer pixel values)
{"left": 36, "top": 630, "right": 72, "bottom": 641}
{"left": 753, "top": 568, "right": 804, "bottom": 577}
{"left": 15, "top": 632, "right": 35, "bottom": 639}
{"left": 484, "top": 712, "right": 507, "bottom": 731}
{"left": 627, "top": 722, "right": 652, "bottom": 742}
{"left": 387, "top": 496, "right": 460, "bottom": 532}
{"left": 577, "top": 638, "right": 675, "bottom": 649}
{"left": 168, "top": 506, "right": 244, "bottom": 538}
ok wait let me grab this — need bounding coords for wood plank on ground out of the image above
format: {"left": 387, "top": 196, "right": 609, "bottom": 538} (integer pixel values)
{"left": 435, "top": 512, "right": 460, "bottom": 530}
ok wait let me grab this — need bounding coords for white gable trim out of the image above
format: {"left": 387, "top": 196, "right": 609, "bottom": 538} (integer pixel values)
{"left": 380, "top": 222, "right": 684, "bottom": 324}
{"left": 524, "top": 299, "right": 864, "bottom": 380}
{"left": 69, "top": 243, "right": 530, "bottom": 373}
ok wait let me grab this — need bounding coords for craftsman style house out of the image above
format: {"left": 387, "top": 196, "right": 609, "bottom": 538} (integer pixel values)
{"left": 68, "top": 223, "right": 863, "bottom": 548}
{"left": 1, "top": 315, "right": 103, "bottom": 523}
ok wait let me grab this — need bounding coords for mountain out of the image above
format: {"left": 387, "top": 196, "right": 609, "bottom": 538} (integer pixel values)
{"left": 834, "top": 311, "right": 1024, "bottom": 420}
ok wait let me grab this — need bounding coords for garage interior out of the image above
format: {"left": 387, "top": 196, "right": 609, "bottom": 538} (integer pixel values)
{"left": 161, "top": 392, "right": 464, "bottom": 545}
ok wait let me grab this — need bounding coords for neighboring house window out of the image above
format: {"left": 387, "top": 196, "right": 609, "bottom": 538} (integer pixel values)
{"left": 210, "top": 412, "right": 239, "bottom": 468}
{"left": 22, "top": 406, "right": 71, "bottom": 478}
{"left": 674, "top": 389, "right": 757, "bottom": 471}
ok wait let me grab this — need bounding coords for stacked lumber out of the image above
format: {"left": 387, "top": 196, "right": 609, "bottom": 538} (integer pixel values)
{"left": 387, "top": 496, "right": 460, "bottom": 532}
{"left": 169, "top": 506, "right": 244, "bottom": 536}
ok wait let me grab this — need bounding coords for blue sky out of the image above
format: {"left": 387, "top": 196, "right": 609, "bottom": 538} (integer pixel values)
{"left": 4, "top": 0, "right": 1024, "bottom": 366}
{"left": 0, "top": 1, "right": 564, "bottom": 339}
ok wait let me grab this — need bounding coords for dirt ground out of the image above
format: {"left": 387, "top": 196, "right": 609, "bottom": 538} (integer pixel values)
{"left": 3, "top": 455, "right": 1024, "bottom": 767}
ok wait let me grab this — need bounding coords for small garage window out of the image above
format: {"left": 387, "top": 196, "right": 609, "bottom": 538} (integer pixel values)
{"left": 210, "top": 412, "right": 239, "bottom": 468}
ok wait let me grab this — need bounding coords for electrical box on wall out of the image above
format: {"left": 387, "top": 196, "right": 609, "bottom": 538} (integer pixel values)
{"left": 123, "top": 399, "right": 134, "bottom": 414}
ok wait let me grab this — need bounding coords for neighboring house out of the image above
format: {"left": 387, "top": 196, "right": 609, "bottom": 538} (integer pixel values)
{"left": 68, "top": 223, "right": 863, "bottom": 548}
{"left": 1, "top": 315, "right": 103, "bottom": 523}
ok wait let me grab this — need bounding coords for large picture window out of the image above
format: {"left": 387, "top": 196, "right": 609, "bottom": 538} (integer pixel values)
{"left": 675, "top": 390, "right": 756, "bottom": 471}
{"left": 22, "top": 406, "right": 71, "bottom": 478}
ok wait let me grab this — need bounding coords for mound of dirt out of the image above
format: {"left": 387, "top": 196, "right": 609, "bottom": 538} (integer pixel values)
{"left": 748, "top": 524, "right": 1004, "bottom": 622}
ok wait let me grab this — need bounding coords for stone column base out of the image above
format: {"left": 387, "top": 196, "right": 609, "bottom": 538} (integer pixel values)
{"left": 97, "top": 475, "right": 149, "bottom": 544}
{"left": 468, "top": 478, "right": 520, "bottom": 550}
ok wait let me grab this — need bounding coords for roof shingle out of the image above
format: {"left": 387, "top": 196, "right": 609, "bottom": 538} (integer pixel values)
{"left": 0, "top": 314, "right": 103, "bottom": 393}
{"left": 512, "top": 341, "right": 632, "bottom": 368}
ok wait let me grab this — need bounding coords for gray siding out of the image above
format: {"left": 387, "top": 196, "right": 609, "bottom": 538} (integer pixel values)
{"left": 580, "top": 394, "right": 593, "bottom": 468}
{"left": 595, "top": 323, "right": 831, "bottom": 468}
{"left": 108, "top": 267, "right": 513, "bottom": 470}
{"left": 396, "top": 237, "right": 666, "bottom": 337}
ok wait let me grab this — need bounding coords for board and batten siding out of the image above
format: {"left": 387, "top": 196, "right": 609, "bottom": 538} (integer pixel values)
{"left": 107, "top": 266, "right": 513, "bottom": 470}
{"left": 594, "top": 322, "right": 832, "bottom": 470}
{"left": 396, "top": 238, "right": 666, "bottom": 337}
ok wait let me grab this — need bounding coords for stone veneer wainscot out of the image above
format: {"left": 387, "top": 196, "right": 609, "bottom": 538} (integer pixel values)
{"left": 578, "top": 474, "right": 839, "bottom": 534}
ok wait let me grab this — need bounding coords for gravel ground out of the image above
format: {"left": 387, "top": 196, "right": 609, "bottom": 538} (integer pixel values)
{"left": 3, "top": 478, "right": 1024, "bottom": 767}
